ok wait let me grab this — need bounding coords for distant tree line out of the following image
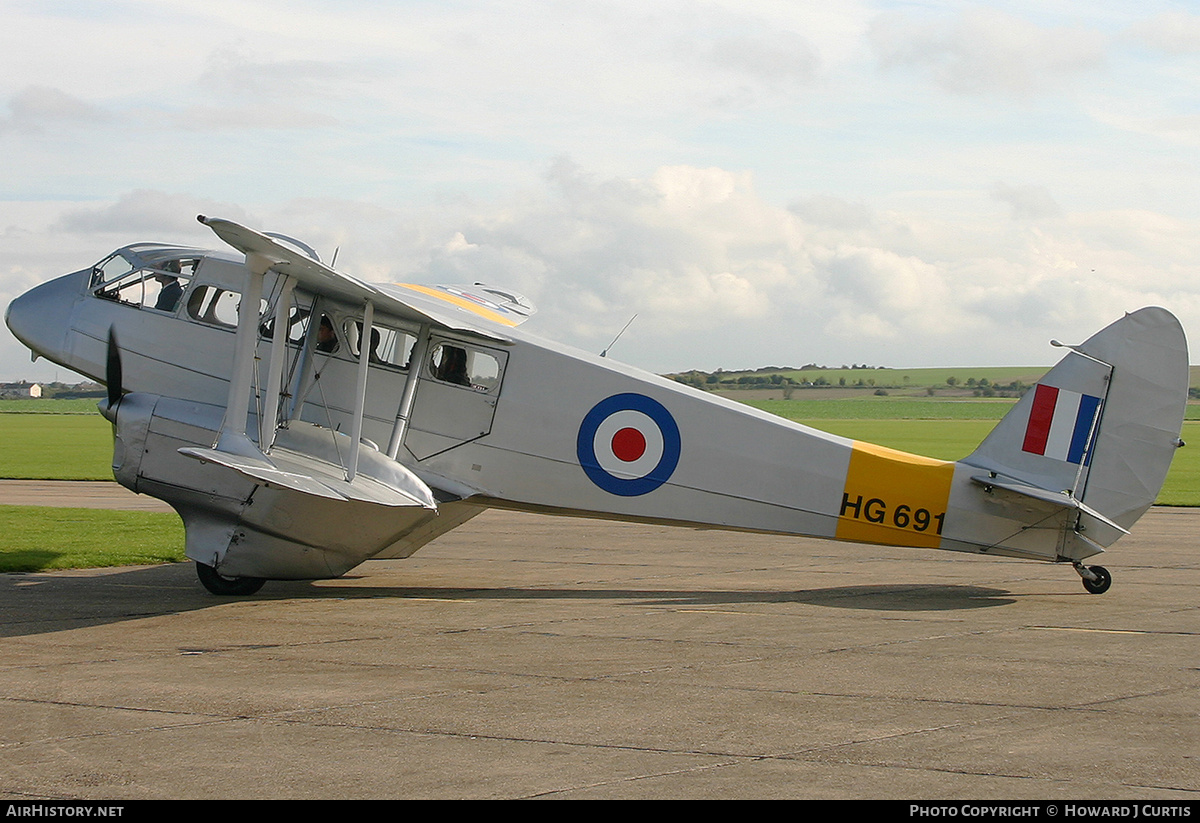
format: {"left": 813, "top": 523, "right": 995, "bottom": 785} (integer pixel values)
{"left": 663, "top": 367, "right": 1035, "bottom": 397}
{"left": 0, "top": 380, "right": 105, "bottom": 400}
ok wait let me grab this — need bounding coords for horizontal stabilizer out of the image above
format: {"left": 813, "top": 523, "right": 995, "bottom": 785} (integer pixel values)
{"left": 969, "top": 474, "right": 1128, "bottom": 535}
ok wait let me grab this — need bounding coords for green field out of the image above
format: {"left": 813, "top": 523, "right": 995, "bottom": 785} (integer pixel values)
{"left": 744, "top": 396, "right": 1200, "bottom": 421}
{"left": 0, "top": 505, "right": 184, "bottom": 572}
{"left": 0, "top": 397, "right": 104, "bottom": 414}
{"left": 763, "top": 416, "right": 1200, "bottom": 507}
{"left": 0, "top": 392, "right": 1197, "bottom": 571}
{"left": 741, "top": 398, "right": 1200, "bottom": 507}
{"left": 1, "top": 400, "right": 1197, "bottom": 499}
{"left": 749, "top": 398, "right": 1020, "bottom": 420}
{"left": 0, "top": 412, "right": 114, "bottom": 480}
{"left": 0, "top": 401, "right": 183, "bottom": 571}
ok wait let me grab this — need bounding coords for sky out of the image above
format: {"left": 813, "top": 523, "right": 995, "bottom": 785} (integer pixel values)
{"left": 2, "top": 0, "right": 1198, "bottom": 382}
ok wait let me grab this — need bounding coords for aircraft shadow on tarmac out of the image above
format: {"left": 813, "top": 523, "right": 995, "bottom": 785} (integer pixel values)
{"left": 324, "top": 579, "right": 1017, "bottom": 610}
{"left": 0, "top": 561, "right": 1015, "bottom": 638}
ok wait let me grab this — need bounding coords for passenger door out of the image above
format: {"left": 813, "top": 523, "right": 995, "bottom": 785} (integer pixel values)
{"left": 405, "top": 338, "right": 507, "bottom": 460}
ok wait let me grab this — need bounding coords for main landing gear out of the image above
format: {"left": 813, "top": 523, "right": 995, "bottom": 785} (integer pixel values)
{"left": 196, "top": 562, "right": 265, "bottom": 596}
{"left": 1073, "top": 563, "right": 1112, "bottom": 595}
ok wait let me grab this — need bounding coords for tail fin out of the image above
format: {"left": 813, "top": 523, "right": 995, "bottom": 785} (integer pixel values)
{"left": 962, "top": 307, "right": 1187, "bottom": 557}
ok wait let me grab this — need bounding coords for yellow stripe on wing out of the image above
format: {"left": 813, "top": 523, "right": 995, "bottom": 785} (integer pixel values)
{"left": 835, "top": 441, "right": 955, "bottom": 549}
{"left": 396, "top": 283, "right": 518, "bottom": 327}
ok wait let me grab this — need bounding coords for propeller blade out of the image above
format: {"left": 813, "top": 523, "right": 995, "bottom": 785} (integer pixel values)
{"left": 106, "top": 326, "right": 123, "bottom": 409}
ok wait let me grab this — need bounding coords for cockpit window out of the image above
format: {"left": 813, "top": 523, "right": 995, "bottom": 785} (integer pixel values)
{"left": 93, "top": 257, "right": 198, "bottom": 314}
{"left": 91, "top": 254, "right": 135, "bottom": 288}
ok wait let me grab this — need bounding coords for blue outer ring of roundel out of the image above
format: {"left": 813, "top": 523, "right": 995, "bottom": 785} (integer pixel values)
{"left": 576, "top": 393, "right": 681, "bottom": 496}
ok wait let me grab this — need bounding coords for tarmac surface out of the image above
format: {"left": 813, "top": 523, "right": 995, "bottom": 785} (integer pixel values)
{"left": 0, "top": 482, "right": 1197, "bottom": 799}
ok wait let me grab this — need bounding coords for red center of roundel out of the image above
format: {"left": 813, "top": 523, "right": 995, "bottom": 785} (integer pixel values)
{"left": 611, "top": 427, "right": 647, "bottom": 462}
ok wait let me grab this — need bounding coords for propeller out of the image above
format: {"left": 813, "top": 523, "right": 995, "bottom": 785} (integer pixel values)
{"left": 102, "top": 326, "right": 123, "bottom": 419}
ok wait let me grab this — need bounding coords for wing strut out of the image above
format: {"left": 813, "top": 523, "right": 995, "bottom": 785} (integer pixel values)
{"left": 260, "top": 275, "right": 296, "bottom": 451}
{"left": 346, "top": 300, "right": 373, "bottom": 482}
{"left": 285, "top": 294, "right": 323, "bottom": 423}
{"left": 387, "top": 322, "right": 432, "bottom": 459}
{"left": 216, "top": 256, "right": 266, "bottom": 457}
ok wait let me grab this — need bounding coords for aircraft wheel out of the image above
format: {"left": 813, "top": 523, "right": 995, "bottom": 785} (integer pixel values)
{"left": 196, "top": 562, "right": 265, "bottom": 596}
{"left": 1081, "top": 565, "right": 1112, "bottom": 595}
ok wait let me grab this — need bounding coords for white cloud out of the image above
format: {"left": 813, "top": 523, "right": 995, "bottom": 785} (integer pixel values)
{"left": 4, "top": 163, "right": 1200, "bottom": 382}
{"left": 287, "top": 163, "right": 1200, "bottom": 370}
{"left": 706, "top": 29, "right": 821, "bottom": 87}
{"left": 2, "top": 4, "right": 1199, "bottom": 379}
{"left": 991, "top": 183, "right": 1064, "bottom": 221}
{"left": 54, "top": 191, "right": 251, "bottom": 237}
{"left": 1125, "top": 11, "right": 1200, "bottom": 55}
{"left": 166, "top": 105, "right": 340, "bottom": 131}
{"left": 869, "top": 8, "right": 1107, "bottom": 97}
{"left": 0, "top": 86, "right": 110, "bottom": 133}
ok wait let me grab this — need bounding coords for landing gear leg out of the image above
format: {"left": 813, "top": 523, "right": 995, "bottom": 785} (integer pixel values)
{"left": 1074, "top": 562, "right": 1112, "bottom": 595}
{"left": 196, "top": 562, "right": 266, "bottom": 596}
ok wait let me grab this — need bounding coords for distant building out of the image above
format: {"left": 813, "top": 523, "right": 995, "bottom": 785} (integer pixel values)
{"left": 1, "top": 382, "right": 42, "bottom": 398}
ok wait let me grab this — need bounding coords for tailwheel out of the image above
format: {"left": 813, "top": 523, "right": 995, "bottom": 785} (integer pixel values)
{"left": 1076, "top": 564, "right": 1112, "bottom": 595}
{"left": 196, "top": 562, "right": 265, "bottom": 596}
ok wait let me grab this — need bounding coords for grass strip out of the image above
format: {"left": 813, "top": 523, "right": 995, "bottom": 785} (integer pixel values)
{"left": 0, "top": 505, "right": 185, "bottom": 572}
{"left": 0, "top": 414, "right": 114, "bottom": 480}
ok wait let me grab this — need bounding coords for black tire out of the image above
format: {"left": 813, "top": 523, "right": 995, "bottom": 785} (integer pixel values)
{"left": 1081, "top": 565, "right": 1112, "bottom": 595}
{"left": 196, "top": 562, "right": 265, "bottom": 596}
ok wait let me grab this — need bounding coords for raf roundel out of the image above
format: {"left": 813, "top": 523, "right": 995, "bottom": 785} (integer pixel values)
{"left": 577, "top": 393, "right": 681, "bottom": 496}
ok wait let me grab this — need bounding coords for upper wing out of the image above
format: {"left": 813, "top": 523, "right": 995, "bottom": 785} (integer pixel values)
{"left": 379, "top": 282, "right": 535, "bottom": 330}
{"left": 198, "top": 215, "right": 535, "bottom": 340}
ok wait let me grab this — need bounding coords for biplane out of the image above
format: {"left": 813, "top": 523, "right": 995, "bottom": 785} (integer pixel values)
{"left": 5, "top": 216, "right": 1188, "bottom": 595}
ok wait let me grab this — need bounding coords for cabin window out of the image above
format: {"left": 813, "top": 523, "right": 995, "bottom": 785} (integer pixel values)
{"left": 93, "top": 258, "right": 199, "bottom": 314}
{"left": 259, "top": 306, "right": 340, "bottom": 353}
{"left": 186, "top": 285, "right": 240, "bottom": 328}
{"left": 315, "top": 314, "right": 339, "bottom": 353}
{"left": 260, "top": 307, "right": 312, "bottom": 346}
{"left": 429, "top": 343, "right": 503, "bottom": 392}
{"left": 344, "top": 320, "right": 416, "bottom": 369}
